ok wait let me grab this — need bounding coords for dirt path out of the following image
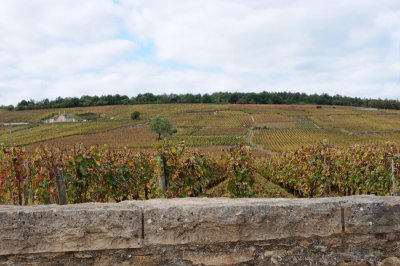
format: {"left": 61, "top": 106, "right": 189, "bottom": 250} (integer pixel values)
{"left": 352, "top": 130, "right": 400, "bottom": 136}
{"left": 105, "top": 122, "right": 149, "bottom": 132}
{"left": 244, "top": 115, "right": 266, "bottom": 152}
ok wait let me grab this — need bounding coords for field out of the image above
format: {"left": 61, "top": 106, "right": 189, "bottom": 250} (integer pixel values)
{"left": 1, "top": 103, "right": 400, "bottom": 204}
{"left": 1, "top": 104, "right": 400, "bottom": 154}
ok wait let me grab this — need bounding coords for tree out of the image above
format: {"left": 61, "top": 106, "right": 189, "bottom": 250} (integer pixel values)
{"left": 149, "top": 116, "right": 176, "bottom": 140}
{"left": 228, "top": 93, "right": 239, "bottom": 104}
{"left": 202, "top": 94, "right": 212, "bottom": 103}
{"left": 131, "top": 111, "right": 140, "bottom": 120}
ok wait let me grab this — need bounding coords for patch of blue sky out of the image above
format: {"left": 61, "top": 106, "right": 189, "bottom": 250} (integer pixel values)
{"left": 114, "top": 29, "right": 152, "bottom": 60}
{"left": 114, "top": 30, "right": 221, "bottom": 73}
{"left": 129, "top": 40, "right": 154, "bottom": 61}
{"left": 370, "top": 32, "right": 393, "bottom": 50}
{"left": 114, "top": 27, "right": 135, "bottom": 42}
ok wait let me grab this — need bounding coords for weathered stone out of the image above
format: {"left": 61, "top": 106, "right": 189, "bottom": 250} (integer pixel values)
{"left": 299, "top": 240, "right": 312, "bottom": 248}
{"left": 121, "top": 255, "right": 165, "bottom": 266}
{"left": 0, "top": 196, "right": 400, "bottom": 265}
{"left": 339, "top": 262, "right": 369, "bottom": 266}
{"left": 125, "top": 197, "right": 342, "bottom": 246}
{"left": 73, "top": 252, "right": 93, "bottom": 259}
{"left": 0, "top": 230, "right": 400, "bottom": 265}
{"left": 263, "top": 250, "right": 286, "bottom": 258}
{"left": 264, "top": 250, "right": 275, "bottom": 256}
{"left": 324, "top": 237, "right": 342, "bottom": 248}
{"left": 182, "top": 250, "right": 254, "bottom": 265}
{"left": 379, "top": 257, "right": 400, "bottom": 266}
{"left": 342, "top": 195, "right": 400, "bottom": 234}
{"left": 93, "top": 257, "right": 112, "bottom": 266}
{"left": 313, "top": 245, "right": 328, "bottom": 252}
{"left": 0, "top": 202, "right": 142, "bottom": 255}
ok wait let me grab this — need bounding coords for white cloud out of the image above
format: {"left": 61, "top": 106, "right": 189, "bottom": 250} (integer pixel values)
{"left": 0, "top": 0, "right": 399, "bottom": 105}
{"left": 18, "top": 39, "right": 135, "bottom": 78}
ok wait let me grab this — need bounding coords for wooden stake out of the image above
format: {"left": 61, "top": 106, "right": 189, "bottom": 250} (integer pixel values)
{"left": 23, "top": 161, "right": 29, "bottom": 205}
{"left": 392, "top": 157, "right": 397, "bottom": 196}
{"left": 157, "top": 156, "right": 166, "bottom": 193}
{"left": 54, "top": 164, "right": 68, "bottom": 205}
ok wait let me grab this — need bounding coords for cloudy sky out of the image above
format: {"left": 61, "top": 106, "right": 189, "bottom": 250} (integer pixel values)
{"left": 0, "top": 0, "right": 399, "bottom": 105}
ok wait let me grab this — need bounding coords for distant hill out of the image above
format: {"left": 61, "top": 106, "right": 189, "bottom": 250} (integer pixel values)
{"left": 2, "top": 103, "right": 400, "bottom": 155}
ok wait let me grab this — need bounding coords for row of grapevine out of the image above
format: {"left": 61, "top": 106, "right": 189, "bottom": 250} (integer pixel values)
{"left": 310, "top": 113, "right": 400, "bottom": 133}
{"left": 0, "top": 142, "right": 255, "bottom": 205}
{"left": 252, "top": 129, "right": 328, "bottom": 152}
{"left": 263, "top": 144, "right": 400, "bottom": 197}
{"left": 171, "top": 136, "right": 242, "bottom": 146}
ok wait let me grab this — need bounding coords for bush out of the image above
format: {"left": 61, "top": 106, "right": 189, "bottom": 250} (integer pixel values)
{"left": 76, "top": 112, "right": 100, "bottom": 121}
{"left": 131, "top": 111, "right": 140, "bottom": 120}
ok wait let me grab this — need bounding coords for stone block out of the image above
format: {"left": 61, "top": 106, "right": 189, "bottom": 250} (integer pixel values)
{"left": 379, "top": 257, "right": 400, "bottom": 266}
{"left": 0, "top": 203, "right": 142, "bottom": 255}
{"left": 182, "top": 250, "right": 254, "bottom": 265}
{"left": 342, "top": 195, "right": 400, "bottom": 234}
{"left": 125, "top": 197, "right": 342, "bottom": 246}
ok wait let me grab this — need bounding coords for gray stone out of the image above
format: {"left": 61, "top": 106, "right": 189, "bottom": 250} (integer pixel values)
{"left": 123, "top": 197, "right": 342, "bottom": 246}
{"left": 341, "top": 195, "right": 400, "bottom": 234}
{"left": 182, "top": 250, "right": 254, "bottom": 265}
{"left": 379, "top": 257, "right": 400, "bottom": 266}
{"left": 1, "top": 195, "right": 400, "bottom": 265}
{"left": 0, "top": 202, "right": 142, "bottom": 255}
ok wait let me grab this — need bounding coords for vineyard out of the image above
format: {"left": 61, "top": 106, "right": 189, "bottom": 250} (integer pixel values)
{"left": 0, "top": 142, "right": 255, "bottom": 205}
{"left": 261, "top": 144, "right": 400, "bottom": 197}
{"left": 252, "top": 129, "right": 332, "bottom": 152}
{"left": 1, "top": 141, "right": 399, "bottom": 205}
{"left": 2, "top": 103, "right": 400, "bottom": 154}
{"left": 1, "top": 103, "right": 400, "bottom": 204}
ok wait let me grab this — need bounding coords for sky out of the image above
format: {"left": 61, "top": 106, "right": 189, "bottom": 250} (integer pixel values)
{"left": 0, "top": 0, "right": 399, "bottom": 106}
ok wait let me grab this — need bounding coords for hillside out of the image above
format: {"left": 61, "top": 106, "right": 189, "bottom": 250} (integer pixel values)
{"left": 2, "top": 104, "right": 400, "bottom": 154}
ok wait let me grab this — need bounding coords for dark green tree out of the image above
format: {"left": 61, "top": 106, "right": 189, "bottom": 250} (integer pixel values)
{"left": 130, "top": 111, "right": 140, "bottom": 120}
{"left": 202, "top": 94, "right": 212, "bottom": 103}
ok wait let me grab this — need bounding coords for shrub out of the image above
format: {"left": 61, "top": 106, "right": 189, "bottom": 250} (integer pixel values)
{"left": 131, "top": 111, "right": 140, "bottom": 120}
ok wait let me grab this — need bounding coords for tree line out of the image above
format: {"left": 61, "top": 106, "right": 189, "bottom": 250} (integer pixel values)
{"left": 4, "top": 91, "right": 400, "bottom": 111}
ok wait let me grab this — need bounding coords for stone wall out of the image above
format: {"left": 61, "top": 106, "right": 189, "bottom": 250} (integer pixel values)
{"left": 0, "top": 196, "right": 399, "bottom": 265}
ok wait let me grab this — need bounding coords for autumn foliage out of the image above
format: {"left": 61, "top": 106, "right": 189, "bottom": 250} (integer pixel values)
{"left": 0, "top": 142, "right": 256, "bottom": 205}
{"left": 264, "top": 144, "right": 400, "bottom": 197}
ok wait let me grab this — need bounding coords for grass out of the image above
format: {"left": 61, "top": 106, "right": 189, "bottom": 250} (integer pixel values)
{"left": 75, "top": 112, "right": 101, "bottom": 121}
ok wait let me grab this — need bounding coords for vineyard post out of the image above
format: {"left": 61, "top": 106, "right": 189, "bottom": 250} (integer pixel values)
{"left": 23, "top": 160, "right": 29, "bottom": 205}
{"left": 156, "top": 156, "right": 166, "bottom": 193}
{"left": 30, "top": 163, "right": 34, "bottom": 204}
{"left": 392, "top": 156, "right": 397, "bottom": 196}
{"left": 53, "top": 164, "right": 68, "bottom": 205}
